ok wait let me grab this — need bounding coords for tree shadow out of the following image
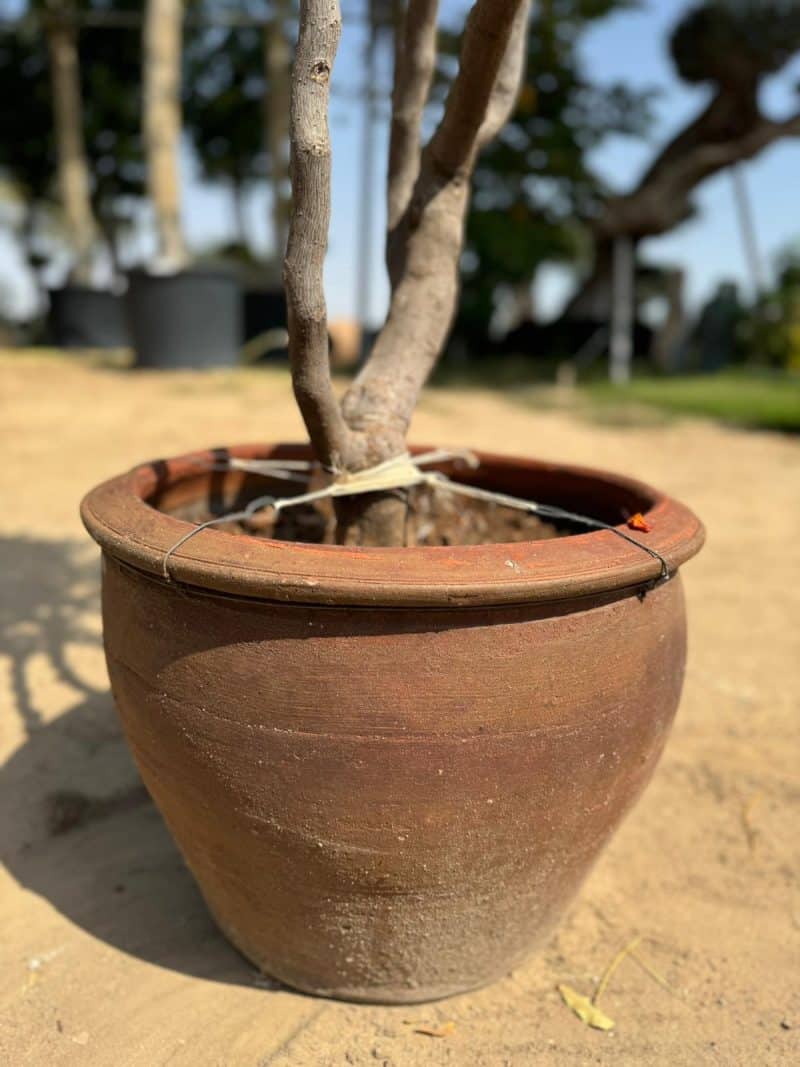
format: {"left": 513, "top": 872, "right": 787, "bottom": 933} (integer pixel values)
{"left": 0, "top": 535, "right": 274, "bottom": 989}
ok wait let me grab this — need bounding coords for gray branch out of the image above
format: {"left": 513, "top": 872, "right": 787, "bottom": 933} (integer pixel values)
{"left": 283, "top": 0, "right": 354, "bottom": 469}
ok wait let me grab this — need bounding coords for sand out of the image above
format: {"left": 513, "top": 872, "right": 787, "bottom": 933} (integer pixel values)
{"left": 1, "top": 352, "right": 798, "bottom": 1065}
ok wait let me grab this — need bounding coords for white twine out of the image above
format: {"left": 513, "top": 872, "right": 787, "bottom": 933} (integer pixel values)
{"left": 161, "top": 449, "right": 670, "bottom": 585}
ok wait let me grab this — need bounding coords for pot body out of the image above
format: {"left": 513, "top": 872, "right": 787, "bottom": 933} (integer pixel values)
{"left": 101, "top": 562, "right": 688, "bottom": 1003}
{"left": 84, "top": 444, "right": 703, "bottom": 1002}
{"left": 48, "top": 286, "right": 130, "bottom": 348}
{"left": 127, "top": 269, "right": 242, "bottom": 369}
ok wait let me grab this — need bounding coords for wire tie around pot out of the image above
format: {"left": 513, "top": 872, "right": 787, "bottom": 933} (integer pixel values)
{"left": 160, "top": 451, "right": 669, "bottom": 588}
{"left": 424, "top": 475, "right": 670, "bottom": 586}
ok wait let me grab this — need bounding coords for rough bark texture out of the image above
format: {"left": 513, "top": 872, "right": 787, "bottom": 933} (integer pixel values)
{"left": 264, "top": 0, "right": 292, "bottom": 258}
{"left": 385, "top": 0, "right": 439, "bottom": 288}
{"left": 45, "top": 3, "right": 97, "bottom": 286}
{"left": 285, "top": 0, "right": 531, "bottom": 544}
{"left": 566, "top": 91, "right": 800, "bottom": 320}
{"left": 143, "top": 0, "right": 187, "bottom": 271}
{"left": 284, "top": 0, "right": 356, "bottom": 470}
{"left": 341, "top": 0, "right": 531, "bottom": 458}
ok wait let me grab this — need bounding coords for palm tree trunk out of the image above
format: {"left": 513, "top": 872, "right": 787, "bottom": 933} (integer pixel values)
{"left": 143, "top": 0, "right": 186, "bottom": 270}
{"left": 45, "top": 3, "right": 96, "bottom": 285}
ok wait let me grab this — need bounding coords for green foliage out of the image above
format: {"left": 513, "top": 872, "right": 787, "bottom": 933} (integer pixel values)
{"left": 80, "top": 1, "right": 145, "bottom": 226}
{"left": 183, "top": 10, "right": 268, "bottom": 190}
{"left": 671, "top": 0, "right": 800, "bottom": 89}
{"left": 0, "top": 1, "right": 144, "bottom": 239}
{"left": 0, "top": 16, "right": 55, "bottom": 205}
{"left": 740, "top": 247, "right": 800, "bottom": 370}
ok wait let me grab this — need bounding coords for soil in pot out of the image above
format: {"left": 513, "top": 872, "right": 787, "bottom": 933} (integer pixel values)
{"left": 178, "top": 480, "right": 568, "bottom": 547}
{"left": 47, "top": 286, "right": 130, "bottom": 349}
{"left": 82, "top": 444, "right": 704, "bottom": 1003}
{"left": 127, "top": 268, "right": 242, "bottom": 369}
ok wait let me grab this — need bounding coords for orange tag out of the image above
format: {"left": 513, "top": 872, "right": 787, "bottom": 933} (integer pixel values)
{"left": 627, "top": 513, "right": 651, "bottom": 533}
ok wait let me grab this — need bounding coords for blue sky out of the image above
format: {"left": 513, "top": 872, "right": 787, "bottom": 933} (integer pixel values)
{"left": 2, "top": 0, "right": 799, "bottom": 323}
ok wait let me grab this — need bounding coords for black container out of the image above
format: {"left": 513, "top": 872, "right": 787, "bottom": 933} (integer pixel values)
{"left": 47, "top": 286, "right": 130, "bottom": 348}
{"left": 127, "top": 268, "right": 242, "bottom": 369}
{"left": 243, "top": 287, "right": 287, "bottom": 342}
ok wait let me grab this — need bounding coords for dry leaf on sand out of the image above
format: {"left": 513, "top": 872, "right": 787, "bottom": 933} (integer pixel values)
{"left": 557, "top": 985, "right": 615, "bottom": 1031}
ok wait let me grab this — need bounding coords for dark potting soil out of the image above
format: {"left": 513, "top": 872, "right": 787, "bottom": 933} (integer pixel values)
{"left": 181, "top": 482, "right": 567, "bottom": 547}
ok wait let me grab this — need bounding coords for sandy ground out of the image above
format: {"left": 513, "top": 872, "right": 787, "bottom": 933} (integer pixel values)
{"left": 1, "top": 351, "right": 799, "bottom": 1066}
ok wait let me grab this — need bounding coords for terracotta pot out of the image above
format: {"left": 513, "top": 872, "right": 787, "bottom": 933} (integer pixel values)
{"left": 81, "top": 443, "right": 704, "bottom": 1003}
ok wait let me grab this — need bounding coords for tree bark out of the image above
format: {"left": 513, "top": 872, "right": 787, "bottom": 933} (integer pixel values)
{"left": 231, "top": 178, "right": 248, "bottom": 246}
{"left": 285, "top": 0, "right": 530, "bottom": 545}
{"left": 356, "top": 9, "right": 380, "bottom": 328}
{"left": 284, "top": 0, "right": 357, "bottom": 471}
{"left": 143, "top": 0, "right": 187, "bottom": 270}
{"left": 385, "top": 0, "right": 439, "bottom": 288}
{"left": 45, "top": 2, "right": 96, "bottom": 286}
{"left": 342, "top": 0, "right": 531, "bottom": 458}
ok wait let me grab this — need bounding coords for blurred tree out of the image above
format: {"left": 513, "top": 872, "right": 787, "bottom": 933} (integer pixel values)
{"left": 264, "top": 0, "right": 292, "bottom": 256}
{"left": 0, "top": 12, "right": 55, "bottom": 269}
{"left": 80, "top": 2, "right": 144, "bottom": 272}
{"left": 740, "top": 245, "right": 800, "bottom": 369}
{"left": 184, "top": 18, "right": 266, "bottom": 245}
{"left": 455, "top": 0, "right": 654, "bottom": 349}
{"left": 184, "top": 0, "right": 295, "bottom": 262}
{"left": 143, "top": 0, "right": 186, "bottom": 269}
{"left": 0, "top": 0, "right": 143, "bottom": 280}
{"left": 44, "top": 0, "right": 97, "bottom": 283}
{"left": 566, "top": 0, "right": 800, "bottom": 321}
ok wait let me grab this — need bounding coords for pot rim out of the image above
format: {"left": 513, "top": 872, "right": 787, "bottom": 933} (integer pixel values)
{"left": 81, "top": 442, "right": 704, "bottom": 607}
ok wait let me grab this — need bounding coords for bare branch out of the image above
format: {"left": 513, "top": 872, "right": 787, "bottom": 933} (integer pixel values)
{"left": 599, "top": 107, "right": 800, "bottom": 240}
{"left": 343, "top": 0, "right": 531, "bottom": 455}
{"left": 426, "top": 0, "right": 527, "bottom": 180}
{"left": 476, "top": 4, "right": 530, "bottom": 149}
{"left": 386, "top": 0, "right": 439, "bottom": 283}
{"left": 284, "top": 0, "right": 354, "bottom": 469}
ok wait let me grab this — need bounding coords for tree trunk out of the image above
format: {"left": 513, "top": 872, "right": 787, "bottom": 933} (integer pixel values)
{"left": 730, "top": 163, "right": 764, "bottom": 296}
{"left": 609, "top": 235, "right": 634, "bottom": 384}
{"left": 231, "top": 178, "right": 248, "bottom": 247}
{"left": 356, "top": 14, "right": 379, "bottom": 329}
{"left": 264, "top": 2, "right": 292, "bottom": 259}
{"left": 45, "top": 4, "right": 96, "bottom": 286}
{"left": 96, "top": 205, "right": 122, "bottom": 280}
{"left": 19, "top": 201, "right": 46, "bottom": 307}
{"left": 285, "top": 0, "right": 531, "bottom": 546}
{"left": 143, "top": 0, "right": 186, "bottom": 271}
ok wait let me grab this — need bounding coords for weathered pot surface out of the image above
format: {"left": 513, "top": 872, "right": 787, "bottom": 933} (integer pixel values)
{"left": 81, "top": 443, "right": 704, "bottom": 1002}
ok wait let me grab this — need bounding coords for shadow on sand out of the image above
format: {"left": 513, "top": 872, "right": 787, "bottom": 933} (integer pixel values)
{"left": 0, "top": 534, "right": 272, "bottom": 988}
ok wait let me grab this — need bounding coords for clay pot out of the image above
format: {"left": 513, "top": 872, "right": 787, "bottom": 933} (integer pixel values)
{"left": 81, "top": 444, "right": 704, "bottom": 1003}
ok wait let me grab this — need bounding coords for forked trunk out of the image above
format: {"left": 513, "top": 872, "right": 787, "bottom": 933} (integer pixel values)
{"left": 143, "top": 0, "right": 186, "bottom": 271}
{"left": 45, "top": 4, "right": 96, "bottom": 286}
{"left": 284, "top": 0, "right": 531, "bottom": 546}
